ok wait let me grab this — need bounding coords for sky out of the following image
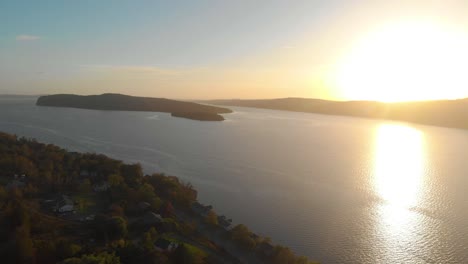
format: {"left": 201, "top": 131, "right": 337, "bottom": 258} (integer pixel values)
{"left": 1, "top": 0, "right": 468, "bottom": 100}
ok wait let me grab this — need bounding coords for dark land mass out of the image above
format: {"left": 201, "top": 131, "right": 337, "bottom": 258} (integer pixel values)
{"left": 205, "top": 98, "right": 468, "bottom": 129}
{"left": 37, "top": 94, "right": 231, "bottom": 121}
{"left": 171, "top": 112, "right": 225, "bottom": 121}
{"left": 0, "top": 132, "right": 317, "bottom": 264}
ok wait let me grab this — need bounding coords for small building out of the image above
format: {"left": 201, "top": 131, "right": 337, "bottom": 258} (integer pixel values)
{"left": 191, "top": 202, "right": 213, "bottom": 217}
{"left": 155, "top": 238, "right": 179, "bottom": 252}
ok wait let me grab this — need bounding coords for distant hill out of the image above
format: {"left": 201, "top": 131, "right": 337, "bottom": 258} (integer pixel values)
{"left": 205, "top": 98, "right": 468, "bottom": 129}
{"left": 37, "top": 94, "right": 232, "bottom": 121}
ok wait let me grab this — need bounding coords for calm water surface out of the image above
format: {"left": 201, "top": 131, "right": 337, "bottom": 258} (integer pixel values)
{"left": 2, "top": 97, "right": 468, "bottom": 263}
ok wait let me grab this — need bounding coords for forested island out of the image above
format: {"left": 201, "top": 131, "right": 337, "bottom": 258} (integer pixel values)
{"left": 206, "top": 98, "right": 468, "bottom": 129}
{"left": 0, "top": 132, "right": 316, "bottom": 264}
{"left": 37, "top": 94, "right": 232, "bottom": 121}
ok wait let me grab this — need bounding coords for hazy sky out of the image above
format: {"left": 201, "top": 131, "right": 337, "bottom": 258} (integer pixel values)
{"left": 1, "top": 1, "right": 468, "bottom": 100}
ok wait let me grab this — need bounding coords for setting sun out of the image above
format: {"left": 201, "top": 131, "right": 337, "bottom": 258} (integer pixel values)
{"left": 335, "top": 21, "right": 468, "bottom": 102}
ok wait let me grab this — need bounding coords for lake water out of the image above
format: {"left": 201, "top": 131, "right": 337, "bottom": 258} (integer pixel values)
{"left": 2, "top": 97, "right": 468, "bottom": 263}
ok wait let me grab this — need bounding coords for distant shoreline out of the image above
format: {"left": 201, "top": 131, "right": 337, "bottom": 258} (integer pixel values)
{"left": 204, "top": 97, "right": 468, "bottom": 130}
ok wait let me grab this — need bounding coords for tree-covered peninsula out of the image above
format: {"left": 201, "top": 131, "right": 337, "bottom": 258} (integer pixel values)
{"left": 0, "top": 132, "right": 317, "bottom": 264}
{"left": 37, "top": 94, "right": 232, "bottom": 121}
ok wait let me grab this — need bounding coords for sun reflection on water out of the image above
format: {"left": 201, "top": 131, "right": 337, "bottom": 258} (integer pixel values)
{"left": 373, "top": 124, "right": 427, "bottom": 261}
{"left": 374, "top": 124, "right": 425, "bottom": 209}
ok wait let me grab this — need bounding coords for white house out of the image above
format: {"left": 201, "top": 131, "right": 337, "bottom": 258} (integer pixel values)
{"left": 58, "top": 204, "right": 74, "bottom": 213}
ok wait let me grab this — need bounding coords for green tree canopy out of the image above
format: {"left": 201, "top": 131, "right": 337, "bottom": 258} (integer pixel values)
{"left": 60, "top": 252, "right": 121, "bottom": 264}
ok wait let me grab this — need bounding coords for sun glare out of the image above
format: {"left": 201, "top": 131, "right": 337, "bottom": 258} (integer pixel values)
{"left": 335, "top": 21, "right": 468, "bottom": 102}
{"left": 373, "top": 124, "right": 425, "bottom": 209}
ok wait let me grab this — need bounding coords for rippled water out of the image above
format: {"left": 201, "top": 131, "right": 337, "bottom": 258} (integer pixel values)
{"left": 2, "top": 97, "right": 468, "bottom": 263}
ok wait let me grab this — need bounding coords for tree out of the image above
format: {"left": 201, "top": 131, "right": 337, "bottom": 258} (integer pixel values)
{"left": 270, "top": 246, "right": 319, "bottom": 264}
{"left": 13, "top": 225, "right": 35, "bottom": 264}
{"left": 204, "top": 211, "right": 218, "bottom": 226}
{"left": 108, "top": 174, "right": 124, "bottom": 187}
{"left": 172, "top": 244, "right": 204, "bottom": 264}
{"left": 34, "top": 239, "right": 58, "bottom": 264}
{"left": 4, "top": 199, "right": 30, "bottom": 230}
{"left": 138, "top": 183, "right": 156, "bottom": 201}
{"left": 115, "top": 242, "right": 144, "bottom": 264}
{"left": 149, "top": 196, "right": 162, "bottom": 211}
{"left": 109, "top": 203, "right": 124, "bottom": 217}
{"left": 76, "top": 198, "right": 92, "bottom": 213}
{"left": 147, "top": 250, "right": 170, "bottom": 264}
{"left": 230, "top": 224, "right": 256, "bottom": 250}
{"left": 60, "top": 252, "right": 121, "bottom": 264}
{"left": 161, "top": 202, "right": 175, "bottom": 218}
{"left": 0, "top": 186, "right": 7, "bottom": 204}
{"left": 179, "top": 222, "right": 196, "bottom": 236}
{"left": 141, "top": 227, "right": 158, "bottom": 251}
{"left": 175, "top": 182, "right": 197, "bottom": 207}
{"left": 56, "top": 240, "right": 82, "bottom": 259}
{"left": 120, "top": 164, "right": 143, "bottom": 187}
{"left": 78, "top": 179, "right": 92, "bottom": 193}
{"left": 92, "top": 214, "right": 109, "bottom": 242}
{"left": 108, "top": 217, "right": 128, "bottom": 240}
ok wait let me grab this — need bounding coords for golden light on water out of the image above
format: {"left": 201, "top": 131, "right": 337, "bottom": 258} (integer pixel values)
{"left": 335, "top": 21, "right": 468, "bottom": 102}
{"left": 373, "top": 124, "right": 427, "bottom": 259}
{"left": 374, "top": 124, "right": 425, "bottom": 209}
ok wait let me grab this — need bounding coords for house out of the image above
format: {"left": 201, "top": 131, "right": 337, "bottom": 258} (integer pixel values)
{"left": 191, "top": 202, "right": 213, "bottom": 217}
{"left": 154, "top": 238, "right": 179, "bottom": 252}
{"left": 217, "top": 215, "right": 233, "bottom": 231}
{"left": 142, "top": 212, "right": 164, "bottom": 225}
{"left": 93, "top": 181, "right": 110, "bottom": 192}
{"left": 54, "top": 195, "right": 75, "bottom": 213}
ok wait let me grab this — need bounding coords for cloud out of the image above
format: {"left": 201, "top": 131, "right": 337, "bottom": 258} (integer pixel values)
{"left": 16, "top": 35, "right": 41, "bottom": 41}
